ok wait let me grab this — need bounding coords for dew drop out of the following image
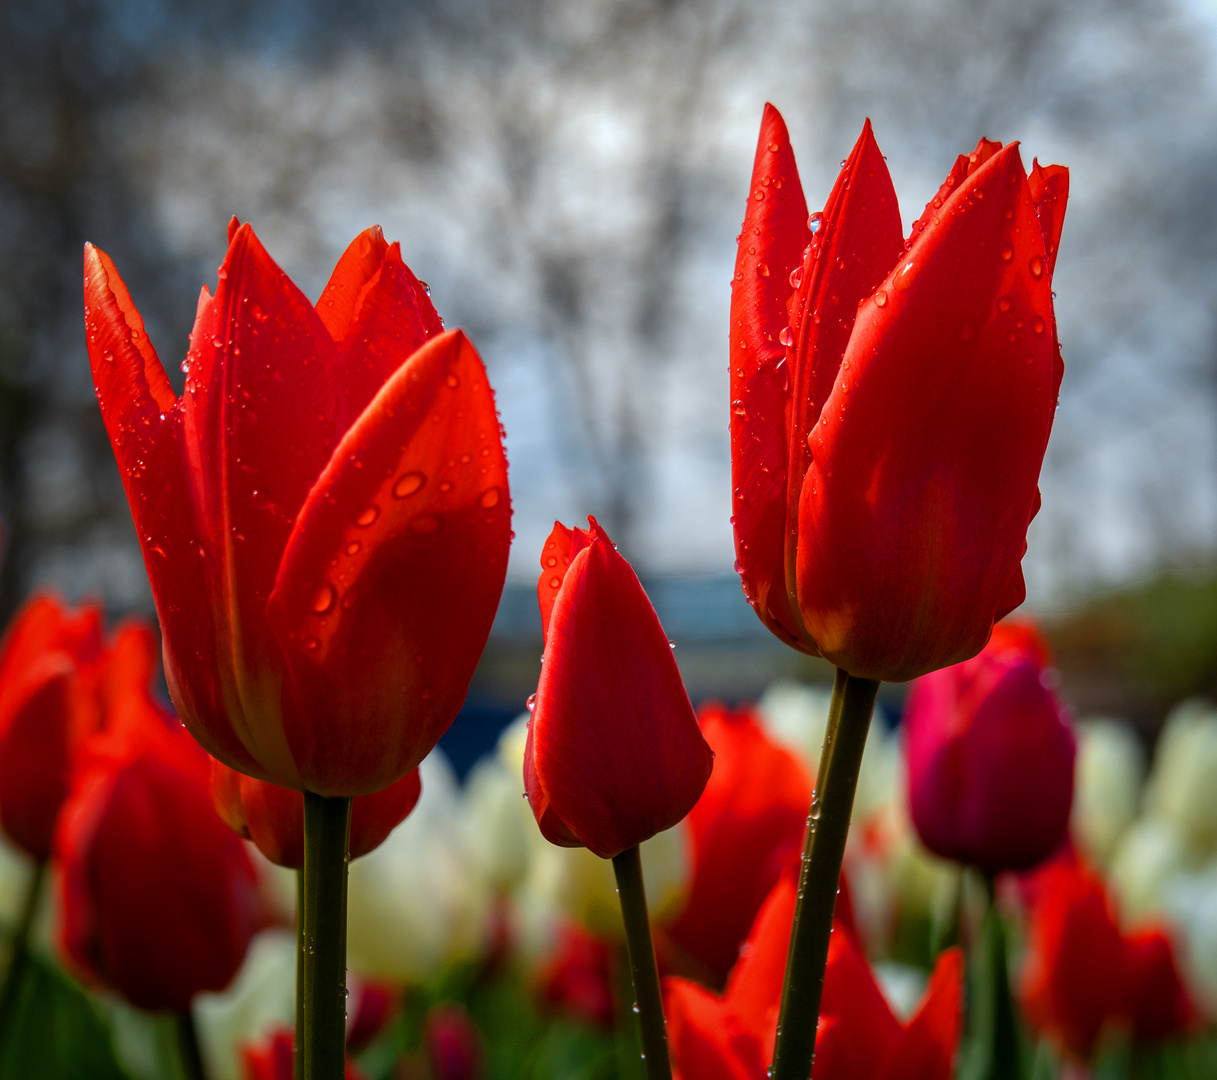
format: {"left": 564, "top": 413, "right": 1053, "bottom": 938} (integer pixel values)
{"left": 1000, "top": 244, "right": 1014, "bottom": 262}
{"left": 344, "top": 541, "right": 361, "bottom": 556}
{"left": 354, "top": 505, "right": 380, "bottom": 527}
{"left": 756, "top": 262, "right": 770, "bottom": 277}
{"left": 873, "top": 289, "right": 888, "bottom": 308}
{"left": 526, "top": 693, "right": 537, "bottom": 713}
{"left": 409, "top": 514, "right": 440, "bottom": 534}
{"left": 893, "top": 261, "right": 916, "bottom": 292}
{"left": 778, "top": 325, "right": 794, "bottom": 347}
{"left": 808, "top": 212, "right": 822, "bottom": 234}
{"left": 1032, "top": 315, "right": 1046, "bottom": 334}
{"left": 445, "top": 373, "right": 460, "bottom": 389}
{"left": 998, "top": 295, "right": 1012, "bottom": 313}
{"left": 548, "top": 575, "right": 561, "bottom": 588}
{"left": 1029, "top": 254, "right": 1044, "bottom": 278}
{"left": 788, "top": 266, "right": 803, "bottom": 289}
{"left": 478, "top": 486, "right": 502, "bottom": 508}
{"left": 180, "top": 360, "right": 191, "bottom": 375}
{"left": 545, "top": 555, "right": 558, "bottom": 568}
{"left": 341, "top": 589, "right": 358, "bottom": 610}
{"left": 309, "top": 582, "right": 336, "bottom": 615}
{"left": 768, "top": 141, "right": 780, "bottom": 152}
{"left": 302, "top": 636, "right": 319, "bottom": 651}
{"left": 438, "top": 480, "right": 453, "bottom": 493}
{"left": 393, "top": 471, "right": 426, "bottom": 498}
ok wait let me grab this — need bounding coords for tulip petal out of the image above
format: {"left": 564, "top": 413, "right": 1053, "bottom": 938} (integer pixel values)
{"left": 531, "top": 532, "right": 712, "bottom": 858}
{"left": 316, "top": 225, "right": 391, "bottom": 341}
{"left": 522, "top": 717, "right": 582, "bottom": 848}
{"left": 882, "top": 948, "right": 963, "bottom": 1080}
{"left": 664, "top": 979, "right": 759, "bottom": 1080}
{"left": 729, "top": 104, "right": 809, "bottom": 650}
{"left": 538, "top": 522, "right": 575, "bottom": 645}
{"left": 1029, "top": 162, "right": 1068, "bottom": 278}
{"left": 267, "top": 329, "right": 511, "bottom": 795}
{"left": 799, "top": 143, "right": 1056, "bottom": 680}
{"left": 85, "top": 245, "right": 266, "bottom": 779}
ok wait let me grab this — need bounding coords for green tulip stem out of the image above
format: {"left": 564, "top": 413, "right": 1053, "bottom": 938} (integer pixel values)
{"left": 611, "top": 844, "right": 672, "bottom": 1080}
{"left": 771, "top": 668, "right": 878, "bottom": 1080}
{"left": 958, "top": 874, "right": 1021, "bottom": 1080}
{"left": 175, "top": 1008, "right": 208, "bottom": 1080}
{"left": 296, "top": 792, "right": 352, "bottom": 1080}
{"left": 0, "top": 857, "right": 47, "bottom": 1054}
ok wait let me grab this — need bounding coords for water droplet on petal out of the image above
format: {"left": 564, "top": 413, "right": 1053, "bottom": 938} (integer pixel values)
{"left": 808, "top": 212, "right": 823, "bottom": 234}
{"left": 445, "top": 373, "right": 460, "bottom": 388}
{"left": 354, "top": 505, "right": 380, "bottom": 527}
{"left": 1032, "top": 316, "right": 1046, "bottom": 334}
{"left": 1029, "top": 254, "right": 1044, "bottom": 278}
{"left": 526, "top": 693, "right": 537, "bottom": 713}
{"left": 302, "top": 636, "right": 319, "bottom": 651}
{"left": 768, "top": 141, "right": 780, "bottom": 152}
{"left": 998, "top": 295, "right": 1012, "bottom": 312}
{"left": 478, "top": 486, "right": 502, "bottom": 508}
{"left": 344, "top": 541, "right": 361, "bottom": 556}
{"left": 756, "top": 263, "right": 770, "bottom": 277}
{"left": 393, "top": 471, "right": 425, "bottom": 498}
{"left": 778, "top": 325, "right": 794, "bottom": 347}
{"left": 893, "top": 261, "right": 916, "bottom": 292}
{"left": 873, "top": 289, "right": 888, "bottom": 308}
{"left": 309, "top": 582, "right": 336, "bottom": 615}
{"left": 1000, "top": 244, "right": 1014, "bottom": 262}
{"left": 788, "top": 266, "right": 803, "bottom": 289}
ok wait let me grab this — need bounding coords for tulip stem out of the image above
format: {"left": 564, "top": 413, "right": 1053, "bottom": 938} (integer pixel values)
{"left": 958, "top": 874, "right": 1020, "bottom": 1080}
{"left": 296, "top": 792, "right": 352, "bottom": 1080}
{"left": 175, "top": 1008, "right": 208, "bottom": 1080}
{"left": 0, "top": 858, "right": 46, "bottom": 1055}
{"left": 770, "top": 668, "right": 878, "bottom": 1080}
{"left": 611, "top": 844, "right": 671, "bottom": 1080}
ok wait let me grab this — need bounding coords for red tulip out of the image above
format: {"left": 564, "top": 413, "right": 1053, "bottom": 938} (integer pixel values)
{"left": 523, "top": 518, "right": 713, "bottom": 858}
{"left": 904, "top": 619, "right": 1075, "bottom": 873}
{"left": 664, "top": 703, "right": 812, "bottom": 986}
{"left": 54, "top": 669, "right": 264, "bottom": 1011}
{"left": 241, "top": 1026, "right": 367, "bottom": 1080}
{"left": 424, "top": 1003, "right": 484, "bottom": 1080}
{"left": 1021, "top": 858, "right": 1195, "bottom": 1058}
{"left": 0, "top": 594, "right": 103, "bottom": 860}
{"left": 730, "top": 105, "right": 1067, "bottom": 682}
{"left": 664, "top": 876, "right": 963, "bottom": 1080}
{"left": 210, "top": 756, "right": 421, "bottom": 869}
{"left": 534, "top": 924, "right": 616, "bottom": 1028}
{"left": 84, "top": 221, "right": 511, "bottom": 796}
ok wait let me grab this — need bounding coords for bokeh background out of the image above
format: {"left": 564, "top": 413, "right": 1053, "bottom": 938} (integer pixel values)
{"left": 2, "top": 0, "right": 1216, "bottom": 753}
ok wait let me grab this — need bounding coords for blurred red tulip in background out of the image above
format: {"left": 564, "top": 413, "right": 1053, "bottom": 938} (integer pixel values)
{"left": 665, "top": 876, "right": 962, "bottom": 1080}
{"left": 54, "top": 645, "right": 264, "bottom": 1012}
{"left": 0, "top": 594, "right": 102, "bottom": 860}
{"left": 84, "top": 221, "right": 511, "bottom": 796}
{"left": 210, "top": 757, "right": 421, "bottom": 869}
{"left": 523, "top": 517, "right": 713, "bottom": 858}
{"left": 905, "top": 620, "right": 1075, "bottom": 874}
{"left": 1021, "top": 858, "right": 1195, "bottom": 1059}
{"left": 729, "top": 105, "right": 1067, "bottom": 681}
{"left": 664, "top": 703, "right": 811, "bottom": 987}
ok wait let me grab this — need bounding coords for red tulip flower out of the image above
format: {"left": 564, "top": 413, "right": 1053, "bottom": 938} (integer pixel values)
{"left": 534, "top": 924, "right": 617, "bottom": 1028}
{"left": 0, "top": 595, "right": 103, "bottom": 860}
{"left": 1021, "top": 859, "right": 1195, "bottom": 1058}
{"left": 665, "top": 877, "right": 963, "bottom": 1080}
{"left": 664, "top": 703, "right": 812, "bottom": 986}
{"left": 84, "top": 221, "right": 511, "bottom": 796}
{"left": 55, "top": 643, "right": 264, "bottom": 1012}
{"left": 241, "top": 1027, "right": 367, "bottom": 1080}
{"left": 904, "top": 620, "right": 1075, "bottom": 874}
{"left": 523, "top": 518, "right": 713, "bottom": 858}
{"left": 210, "top": 756, "right": 421, "bottom": 869}
{"left": 730, "top": 105, "right": 1067, "bottom": 681}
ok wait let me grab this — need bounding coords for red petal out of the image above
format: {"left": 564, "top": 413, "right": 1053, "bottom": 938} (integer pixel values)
{"left": 523, "top": 717, "right": 582, "bottom": 848}
{"left": 729, "top": 104, "right": 808, "bottom": 649}
{"left": 1029, "top": 162, "right": 1068, "bottom": 279}
{"left": 267, "top": 329, "right": 510, "bottom": 795}
{"left": 531, "top": 523, "right": 712, "bottom": 858}
{"left": 723, "top": 876, "right": 796, "bottom": 1048}
{"left": 316, "top": 225, "right": 391, "bottom": 341}
{"left": 798, "top": 143, "right": 1056, "bottom": 681}
{"left": 882, "top": 948, "right": 963, "bottom": 1080}
{"left": 664, "top": 977, "right": 758, "bottom": 1080}
{"left": 538, "top": 522, "right": 575, "bottom": 645}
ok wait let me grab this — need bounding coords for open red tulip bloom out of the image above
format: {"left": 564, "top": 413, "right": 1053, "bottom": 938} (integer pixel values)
{"left": 904, "top": 620, "right": 1075, "bottom": 874}
{"left": 210, "top": 756, "right": 421, "bottom": 869}
{"left": 1021, "top": 858, "right": 1195, "bottom": 1059}
{"left": 523, "top": 518, "right": 713, "bottom": 859}
{"left": 0, "top": 595, "right": 103, "bottom": 860}
{"left": 665, "top": 877, "right": 963, "bottom": 1080}
{"left": 730, "top": 106, "right": 1067, "bottom": 682}
{"left": 84, "top": 222, "right": 511, "bottom": 795}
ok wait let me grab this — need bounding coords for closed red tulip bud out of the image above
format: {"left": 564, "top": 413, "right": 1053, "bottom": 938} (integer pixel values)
{"left": 0, "top": 595, "right": 103, "bottom": 860}
{"left": 664, "top": 877, "right": 963, "bottom": 1080}
{"left": 1021, "top": 859, "right": 1195, "bottom": 1058}
{"left": 523, "top": 518, "right": 713, "bottom": 859}
{"left": 665, "top": 703, "right": 812, "bottom": 986}
{"left": 730, "top": 105, "right": 1067, "bottom": 681}
{"left": 905, "top": 620, "right": 1075, "bottom": 874}
{"left": 55, "top": 681, "right": 264, "bottom": 1011}
{"left": 424, "top": 1004, "right": 483, "bottom": 1080}
{"left": 210, "top": 757, "right": 421, "bottom": 868}
{"left": 84, "top": 221, "right": 511, "bottom": 796}
{"left": 534, "top": 924, "right": 616, "bottom": 1027}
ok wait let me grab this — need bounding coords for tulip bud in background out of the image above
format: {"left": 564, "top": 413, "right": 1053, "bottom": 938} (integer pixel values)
{"left": 904, "top": 621, "right": 1075, "bottom": 874}
{"left": 664, "top": 877, "right": 963, "bottom": 1080}
{"left": 346, "top": 752, "right": 488, "bottom": 983}
{"left": 0, "top": 595, "right": 103, "bottom": 860}
{"left": 1071, "top": 718, "right": 1145, "bottom": 867}
{"left": 210, "top": 758, "right": 421, "bottom": 869}
{"left": 54, "top": 685, "right": 265, "bottom": 1011}
{"left": 424, "top": 1003, "right": 483, "bottom": 1080}
{"left": 730, "top": 106, "right": 1066, "bottom": 682}
{"left": 239, "top": 1025, "right": 366, "bottom": 1080}
{"left": 1021, "top": 858, "right": 1194, "bottom": 1059}
{"left": 523, "top": 518, "right": 712, "bottom": 858}
{"left": 663, "top": 702, "right": 811, "bottom": 987}
{"left": 1142, "top": 700, "right": 1217, "bottom": 854}
{"left": 85, "top": 222, "right": 511, "bottom": 797}
{"left": 533, "top": 924, "right": 616, "bottom": 1028}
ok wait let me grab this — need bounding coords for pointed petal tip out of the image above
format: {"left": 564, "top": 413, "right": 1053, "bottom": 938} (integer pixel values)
{"left": 227, "top": 216, "right": 241, "bottom": 244}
